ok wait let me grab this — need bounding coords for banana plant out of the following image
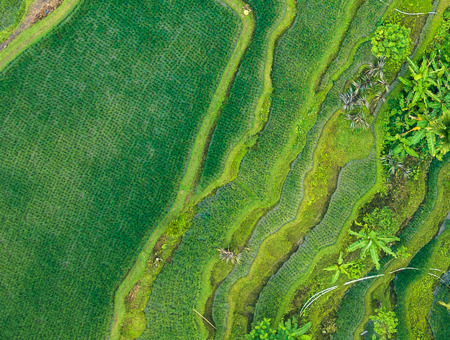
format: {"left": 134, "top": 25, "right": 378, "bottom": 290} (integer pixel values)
{"left": 384, "top": 134, "right": 419, "bottom": 159}
{"left": 399, "top": 56, "right": 444, "bottom": 111}
{"left": 323, "top": 252, "right": 354, "bottom": 284}
{"left": 428, "top": 107, "right": 450, "bottom": 159}
{"left": 347, "top": 225, "right": 399, "bottom": 270}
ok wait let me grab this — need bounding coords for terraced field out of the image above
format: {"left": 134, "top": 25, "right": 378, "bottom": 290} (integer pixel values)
{"left": 0, "top": 0, "right": 449, "bottom": 339}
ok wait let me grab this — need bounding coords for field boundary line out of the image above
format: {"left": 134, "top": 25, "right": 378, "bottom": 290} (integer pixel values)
{"left": 0, "top": 0, "right": 82, "bottom": 72}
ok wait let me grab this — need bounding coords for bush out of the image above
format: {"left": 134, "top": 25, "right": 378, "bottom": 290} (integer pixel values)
{"left": 371, "top": 24, "right": 411, "bottom": 61}
{"left": 370, "top": 308, "right": 398, "bottom": 339}
{"left": 246, "top": 318, "right": 312, "bottom": 340}
{"left": 363, "top": 207, "right": 395, "bottom": 235}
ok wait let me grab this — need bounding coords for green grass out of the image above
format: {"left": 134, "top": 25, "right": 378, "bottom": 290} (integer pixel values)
{"left": 0, "top": 1, "right": 241, "bottom": 338}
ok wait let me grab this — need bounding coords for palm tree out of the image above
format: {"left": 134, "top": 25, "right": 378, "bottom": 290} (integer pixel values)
{"left": 352, "top": 80, "right": 363, "bottom": 94}
{"left": 373, "top": 92, "right": 386, "bottom": 105}
{"left": 217, "top": 248, "right": 241, "bottom": 264}
{"left": 428, "top": 108, "right": 450, "bottom": 159}
{"left": 323, "top": 252, "right": 354, "bottom": 284}
{"left": 367, "top": 56, "right": 386, "bottom": 79}
{"left": 347, "top": 228, "right": 399, "bottom": 270}
{"left": 378, "top": 78, "right": 390, "bottom": 93}
{"left": 345, "top": 110, "right": 369, "bottom": 130}
{"left": 381, "top": 151, "right": 411, "bottom": 179}
{"left": 360, "top": 74, "right": 376, "bottom": 90}
{"left": 340, "top": 87, "right": 358, "bottom": 111}
{"left": 356, "top": 95, "right": 370, "bottom": 109}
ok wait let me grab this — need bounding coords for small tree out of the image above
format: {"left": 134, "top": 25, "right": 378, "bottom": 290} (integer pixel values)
{"left": 371, "top": 24, "right": 412, "bottom": 61}
{"left": 217, "top": 248, "right": 241, "bottom": 264}
{"left": 370, "top": 308, "right": 398, "bottom": 340}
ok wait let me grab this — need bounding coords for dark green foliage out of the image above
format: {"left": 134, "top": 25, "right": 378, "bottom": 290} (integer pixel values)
{"left": 363, "top": 207, "right": 395, "bottom": 235}
{"left": 246, "top": 318, "right": 312, "bottom": 340}
{"left": 0, "top": 1, "right": 240, "bottom": 338}
{"left": 382, "top": 54, "right": 450, "bottom": 164}
{"left": 347, "top": 226, "right": 399, "bottom": 270}
{"left": 381, "top": 11, "right": 450, "bottom": 165}
{"left": 323, "top": 252, "right": 354, "bottom": 284}
{"left": 369, "top": 308, "right": 398, "bottom": 340}
{"left": 371, "top": 23, "right": 411, "bottom": 61}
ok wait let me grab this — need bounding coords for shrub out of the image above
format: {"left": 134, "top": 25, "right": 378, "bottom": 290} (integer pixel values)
{"left": 371, "top": 24, "right": 411, "bottom": 61}
{"left": 363, "top": 207, "right": 395, "bottom": 235}
{"left": 246, "top": 318, "right": 312, "bottom": 340}
{"left": 370, "top": 308, "right": 398, "bottom": 340}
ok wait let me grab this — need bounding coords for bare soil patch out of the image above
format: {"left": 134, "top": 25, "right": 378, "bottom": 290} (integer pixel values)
{"left": 0, "top": 0, "right": 63, "bottom": 51}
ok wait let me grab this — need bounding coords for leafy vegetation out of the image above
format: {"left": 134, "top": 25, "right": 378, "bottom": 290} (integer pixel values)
{"left": 246, "top": 318, "right": 311, "bottom": 340}
{"left": 381, "top": 11, "right": 450, "bottom": 169}
{"left": 370, "top": 308, "right": 398, "bottom": 340}
{"left": 371, "top": 23, "right": 412, "bottom": 61}
{"left": 347, "top": 225, "right": 399, "bottom": 270}
{"left": 323, "top": 252, "right": 354, "bottom": 284}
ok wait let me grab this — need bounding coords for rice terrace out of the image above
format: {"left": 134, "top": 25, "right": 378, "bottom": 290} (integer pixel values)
{"left": 1, "top": 0, "right": 450, "bottom": 339}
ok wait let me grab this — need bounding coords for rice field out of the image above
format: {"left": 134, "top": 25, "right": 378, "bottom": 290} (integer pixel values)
{"left": 0, "top": 0, "right": 449, "bottom": 339}
{"left": 0, "top": 0, "right": 240, "bottom": 338}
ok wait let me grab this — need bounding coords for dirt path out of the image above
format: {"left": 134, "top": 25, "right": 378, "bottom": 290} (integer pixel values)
{"left": 0, "top": 0, "right": 63, "bottom": 52}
